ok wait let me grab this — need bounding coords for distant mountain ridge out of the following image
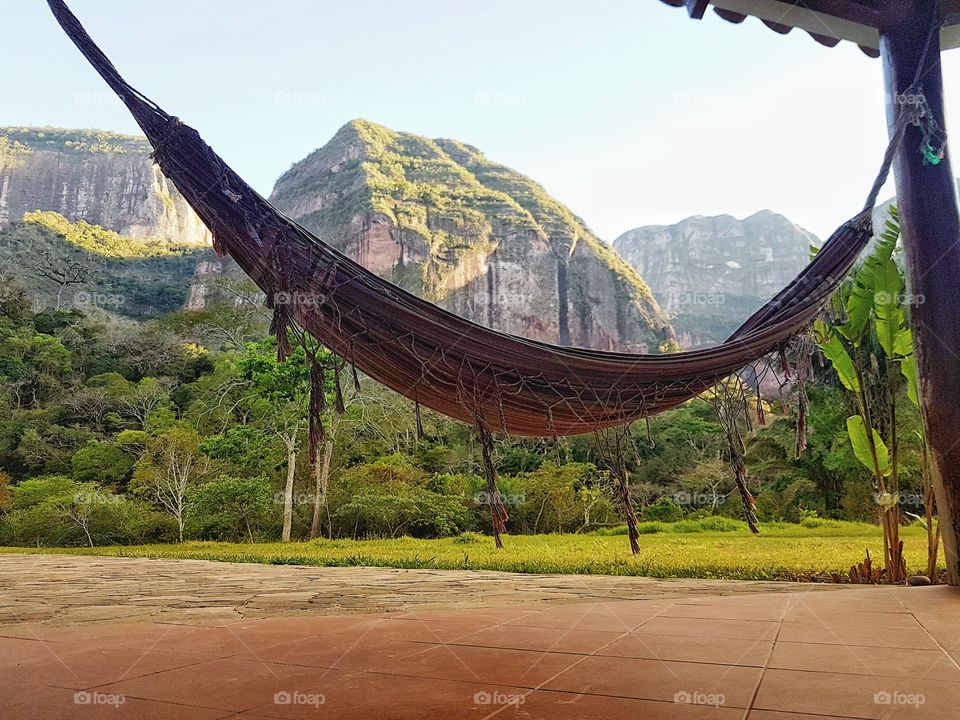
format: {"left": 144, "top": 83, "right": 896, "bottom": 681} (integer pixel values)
{"left": 613, "top": 210, "right": 820, "bottom": 347}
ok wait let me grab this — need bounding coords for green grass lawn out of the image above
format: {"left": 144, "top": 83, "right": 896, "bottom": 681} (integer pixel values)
{"left": 0, "top": 521, "right": 940, "bottom": 581}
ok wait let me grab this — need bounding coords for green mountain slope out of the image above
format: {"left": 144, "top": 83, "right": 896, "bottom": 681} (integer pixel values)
{"left": 270, "top": 120, "right": 673, "bottom": 352}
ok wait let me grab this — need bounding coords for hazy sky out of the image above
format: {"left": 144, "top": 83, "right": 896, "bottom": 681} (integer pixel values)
{"left": 6, "top": 0, "right": 960, "bottom": 242}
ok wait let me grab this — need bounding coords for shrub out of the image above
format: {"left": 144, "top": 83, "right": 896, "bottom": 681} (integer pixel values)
{"left": 187, "top": 475, "right": 276, "bottom": 542}
{"left": 800, "top": 517, "right": 840, "bottom": 528}
{"left": 698, "top": 515, "right": 747, "bottom": 532}
{"left": 502, "top": 462, "right": 615, "bottom": 535}
{"left": 642, "top": 496, "right": 683, "bottom": 522}
{"left": 452, "top": 531, "right": 484, "bottom": 544}
{"left": 0, "top": 475, "right": 171, "bottom": 546}
{"left": 681, "top": 516, "right": 747, "bottom": 532}
{"left": 334, "top": 486, "right": 470, "bottom": 539}
{"left": 71, "top": 440, "right": 133, "bottom": 485}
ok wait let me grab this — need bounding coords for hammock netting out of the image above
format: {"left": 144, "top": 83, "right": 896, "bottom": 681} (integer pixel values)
{"left": 47, "top": 0, "right": 918, "bottom": 545}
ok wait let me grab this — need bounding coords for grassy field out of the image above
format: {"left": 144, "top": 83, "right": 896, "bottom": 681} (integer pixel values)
{"left": 0, "top": 521, "right": 941, "bottom": 581}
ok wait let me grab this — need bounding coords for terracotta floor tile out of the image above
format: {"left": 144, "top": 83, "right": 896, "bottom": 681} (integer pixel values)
{"left": 508, "top": 601, "right": 669, "bottom": 632}
{"left": 0, "top": 624, "right": 63, "bottom": 640}
{"left": 15, "top": 621, "right": 190, "bottom": 645}
{"left": 178, "top": 621, "right": 337, "bottom": 653}
{"left": 6, "top": 566, "right": 959, "bottom": 719}
{"left": 247, "top": 633, "right": 430, "bottom": 671}
{"left": 368, "top": 643, "right": 583, "bottom": 688}
{"left": 0, "top": 636, "right": 68, "bottom": 668}
{"left": 635, "top": 616, "right": 780, "bottom": 641}
{"left": 449, "top": 623, "right": 624, "bottom": 655}
{"left": 777, "top": 621, "right": 939, "bottom": 650}
{"left": 354, "top": 617, "right": 494, "bottom": 643}
{"left": 395, "top": 607, "right": 539, "bottom": 625}
{"left": 0, "top": 677, "right": 58, "bottom": 711}
{"left": 516, "top": 689, "right": 746, "bottom": 719}
{"left": 10, "top": 646, "right": 219, "bottom": 691}
{"left": 598, "top": 632, "right": 772, "bottom": 667}
{"left": 892, "top": 586, "right": 960, "bottom": 616}
{"left": 94, "top": 657, "right": 333, "bottom": 712}
{"left": 246, "top": 670, "right": 531, "bottom": 720}
{"left": 781, "top": 606, "right": 924, "bottom": 629}
{"left": 2, "top": 685, "right": 231, "bottom": 720}
{"left": 784, "top": 593, "right": 908, "bottom": 615}
{"left": 541, "top": 654, "right": 762, "bottom": 708}
{"left": 754, "top": 668, "right": 960, "bottom": 718}
{"left": 660, "top": 602, "right": 786, "bottom": 622}
{"left": 215, "top": 615, "right": 374, "bottom": 637}
{"left": 673, "top": 593, "right": 778, "bottom": 604}
{"left": 769, "top": 641, "right": 960, "bottom": 681}
{"left": 912, "top": 615, "right": 960, "bottom": 648}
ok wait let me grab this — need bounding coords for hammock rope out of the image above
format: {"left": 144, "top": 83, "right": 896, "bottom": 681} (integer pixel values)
{"left": 44, "top": 0, "right": 937, "bottom": 543}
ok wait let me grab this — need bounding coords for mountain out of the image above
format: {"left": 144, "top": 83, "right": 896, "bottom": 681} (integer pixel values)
{"left": 1, "top": 122, "right": 672, "bottom": 351}
{"left": 269, "top": 120, "right": 673, "bottom": 352}
{"left": 0, "top": 127, "right": 228, "bottom": 320}
{"left": 613, "top": 211, "right": 819, "bottom": 348}
{"left": 0, "top": 127, "right": 210, "bottom": 245}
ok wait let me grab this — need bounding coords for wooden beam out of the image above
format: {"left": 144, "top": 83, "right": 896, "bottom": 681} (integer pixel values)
{"left": 686, "top": 0, "right": 709, "bottom": 18}
{"left": 880, "top": 0, "right": 960, "bottom": 585}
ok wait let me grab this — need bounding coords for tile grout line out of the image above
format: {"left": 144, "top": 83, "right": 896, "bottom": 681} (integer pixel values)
{"left": 900, "top": 594, "right": 960, "bottom": 678}
{"left": 742, "top": 593, "right": 791, "bottom": 719}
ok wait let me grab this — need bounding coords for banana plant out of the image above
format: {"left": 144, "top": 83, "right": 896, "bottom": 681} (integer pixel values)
{"left": 814, "top": 206, "right": 916, "bottom": 582}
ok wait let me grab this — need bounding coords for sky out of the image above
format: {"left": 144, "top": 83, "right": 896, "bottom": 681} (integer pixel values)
{"left": 5, "top": 0, "right": 960, "bottom": 242}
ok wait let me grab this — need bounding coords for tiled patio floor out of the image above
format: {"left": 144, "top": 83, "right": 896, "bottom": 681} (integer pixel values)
{"left": 1, "top": 562, "right": 958, "bottom": 719}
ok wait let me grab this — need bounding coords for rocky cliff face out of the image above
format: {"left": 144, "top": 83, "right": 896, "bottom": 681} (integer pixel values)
{"left": 270, "top": 120, "right": 673, "bottom": 351}
{"left": 613, "top": 211, "right": 819, "bottom": 347}
{"left": 0, "top": 127, "right": 210, "bottom": 246}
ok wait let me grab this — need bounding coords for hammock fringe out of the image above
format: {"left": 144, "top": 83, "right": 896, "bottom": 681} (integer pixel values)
{"left": 308, "top": 361, "right": 326, "bottom": 464}
{"left": 477, "top": 425, "right": 508, "bottom": 549}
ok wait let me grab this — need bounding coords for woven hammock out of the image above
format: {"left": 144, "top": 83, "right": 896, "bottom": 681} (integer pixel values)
{"left": 48, "top": 0, "right": 882, "bottom": 442}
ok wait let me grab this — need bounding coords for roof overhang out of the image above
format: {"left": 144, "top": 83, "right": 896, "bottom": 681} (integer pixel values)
{"left": 660, "top": 0, "right": 960, "bottom": 57}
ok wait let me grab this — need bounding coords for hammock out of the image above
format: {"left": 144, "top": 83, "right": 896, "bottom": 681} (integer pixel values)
{"left": 47, "top": 0, "right": 890, "bottom": 440}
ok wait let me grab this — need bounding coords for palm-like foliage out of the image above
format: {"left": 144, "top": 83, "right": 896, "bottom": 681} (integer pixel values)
{"left": 814, "top": 206, "right": 921, "bottom": 582}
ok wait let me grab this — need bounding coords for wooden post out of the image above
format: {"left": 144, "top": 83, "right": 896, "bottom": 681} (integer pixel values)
{"left": 881, "top": 2, "right": 960, "bottom": 584}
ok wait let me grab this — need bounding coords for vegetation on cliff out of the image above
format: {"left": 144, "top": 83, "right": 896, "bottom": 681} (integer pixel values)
{"left": 0, "top": 212, "right": 210, "bottom": 319}
{"left": 0, "top": 126, "right": 151, "bottom": 154}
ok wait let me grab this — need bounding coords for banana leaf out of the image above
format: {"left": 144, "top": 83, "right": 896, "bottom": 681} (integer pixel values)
{"left": 841, "top": 207, "right": 900, "bottom": 346}
{"left": 847, "top": 414, "right": 892, "bottom": 477}
{"left": 815, "top": 319, "right": 860, "bottom": 392}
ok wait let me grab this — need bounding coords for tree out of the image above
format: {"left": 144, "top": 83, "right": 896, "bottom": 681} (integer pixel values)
{"left": 62, "top": 386, "right": 114, "bottom": 432}
{"left": 71, "top": 440, "right": 133, "bottom": 485}
{"left": 34, "top": 249, "right": 90, "bottom": 311}
{"left": 120, "top": 377, "right": 171, "bottom": 429}
{"left": 188, "top": 475, "right": 274, "bottom": 542}
{"left": 237, "top": 341, "right": 311, "bottom": 542}
{"left": 131, "top": 428, "right": 210, "bottom": 542}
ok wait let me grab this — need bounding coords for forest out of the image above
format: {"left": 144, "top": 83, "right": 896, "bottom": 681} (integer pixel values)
{"left": 0, "top": 210, "right": 931, "bottom": 552}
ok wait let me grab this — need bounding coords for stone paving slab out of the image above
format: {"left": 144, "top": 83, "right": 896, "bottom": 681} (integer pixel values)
{"left": 0, "top": 554, "right": 848, "bottom": 627}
